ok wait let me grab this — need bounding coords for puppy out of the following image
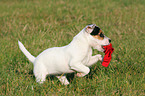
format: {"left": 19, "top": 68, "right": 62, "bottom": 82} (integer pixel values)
{"left": 18, "top": 24, "right": 111, "bottom": 85}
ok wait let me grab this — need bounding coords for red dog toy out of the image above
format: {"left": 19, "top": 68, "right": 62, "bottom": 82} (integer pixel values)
{"left": 102, "top": 43, "right": 114, "bottom": 67}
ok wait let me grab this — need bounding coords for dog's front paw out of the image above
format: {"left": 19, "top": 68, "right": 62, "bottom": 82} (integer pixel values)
{"left": 76, "top": 73, "right": 86, "bottom": 77}
{"left": 96, "top": 54, "right": 103, "bottom": 61}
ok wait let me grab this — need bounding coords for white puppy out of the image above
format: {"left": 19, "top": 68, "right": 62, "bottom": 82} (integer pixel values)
{"left": 18, "top": 24, "right": 111, "bottom": 85}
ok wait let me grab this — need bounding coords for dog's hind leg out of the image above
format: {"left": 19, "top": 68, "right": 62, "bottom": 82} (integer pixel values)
{"left": 34, "top": 64, "right": 47, "bottom": 84}
{"left": 35, "top": 73, "right": 47, "bottom": 84}
{"left": 56, "top": 76, "right": 69, "bottom": 85}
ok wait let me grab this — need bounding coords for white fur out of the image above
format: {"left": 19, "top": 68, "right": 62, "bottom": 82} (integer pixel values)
{"left": 18, "top": 41, "right": 35, "bottom": 63}
{"left": 18, "top": 24, "right": 110, "bottom": 85}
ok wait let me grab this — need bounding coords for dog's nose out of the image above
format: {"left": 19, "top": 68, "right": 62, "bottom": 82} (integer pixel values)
{"left": 109, "top": 39, "right": 111, "bottom": 43}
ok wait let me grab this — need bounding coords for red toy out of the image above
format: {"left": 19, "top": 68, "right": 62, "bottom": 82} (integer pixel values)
{"left": 102, "top": 43, "right": 114, "bottom": 67}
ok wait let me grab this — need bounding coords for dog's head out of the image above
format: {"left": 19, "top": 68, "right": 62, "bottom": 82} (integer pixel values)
{"left": 85, "top": 24, "right": 111, "bottom": 52}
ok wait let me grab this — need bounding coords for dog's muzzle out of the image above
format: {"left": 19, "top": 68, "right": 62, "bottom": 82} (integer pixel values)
{"left": 109, "top": 39, "right": 111, "bottom": 43}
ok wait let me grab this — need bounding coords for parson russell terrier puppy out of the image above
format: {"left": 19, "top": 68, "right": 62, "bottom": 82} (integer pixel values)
{"left": 18, "top": 24, "right": 111, "bottom": 85}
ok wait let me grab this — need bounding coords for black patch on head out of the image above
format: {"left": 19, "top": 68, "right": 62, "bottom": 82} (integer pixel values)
{"left": 90, "top": 26, "right": 100, "bottom": 35}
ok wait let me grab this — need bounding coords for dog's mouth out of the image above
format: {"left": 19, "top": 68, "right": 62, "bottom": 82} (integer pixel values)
{"left": 101, "top": 45, "right": 105, "bottom": 52}
{"left": 101, "top": 43, "right": 110, "bottom": 51}
{"left": 101, "top": 43, "right": 110, "bottom": 48}
{"left": 102, "top": 45, "right": 105, "bottom": 49}
{"left": 101, "top": 44, "right": 110, "bottom": 51}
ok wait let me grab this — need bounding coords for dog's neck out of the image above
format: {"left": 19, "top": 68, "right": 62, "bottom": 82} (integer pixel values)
{"left": 69, "top": 28, "right": 100, "bottom": 49}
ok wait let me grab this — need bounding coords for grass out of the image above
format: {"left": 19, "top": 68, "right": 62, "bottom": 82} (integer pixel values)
{"left": 0, "top": 0, "right": 145, "bottom": 95}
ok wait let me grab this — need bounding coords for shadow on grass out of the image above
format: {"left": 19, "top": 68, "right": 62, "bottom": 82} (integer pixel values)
{"left": 28, "top": 70, "right": 75, "bottom": 83}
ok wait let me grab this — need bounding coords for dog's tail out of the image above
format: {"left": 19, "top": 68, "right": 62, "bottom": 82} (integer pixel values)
{"left": 18, "top": 40, "right": 35, "bottom": 63}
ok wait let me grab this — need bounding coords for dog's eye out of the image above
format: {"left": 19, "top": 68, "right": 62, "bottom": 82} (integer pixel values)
{"left": 100, "top": 33, "right": 104, "bottom": 38}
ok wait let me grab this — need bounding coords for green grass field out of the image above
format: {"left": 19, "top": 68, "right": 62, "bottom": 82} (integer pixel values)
{"left": 0, "top": 0, "right": 145, "bottom": 95}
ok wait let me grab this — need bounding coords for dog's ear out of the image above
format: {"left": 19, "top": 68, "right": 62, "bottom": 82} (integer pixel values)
{"left": 85, "top": 24, "right": 96, "bottom": 34}
{"left": 90, "top": 26, "right": 100, "bottom": 36}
